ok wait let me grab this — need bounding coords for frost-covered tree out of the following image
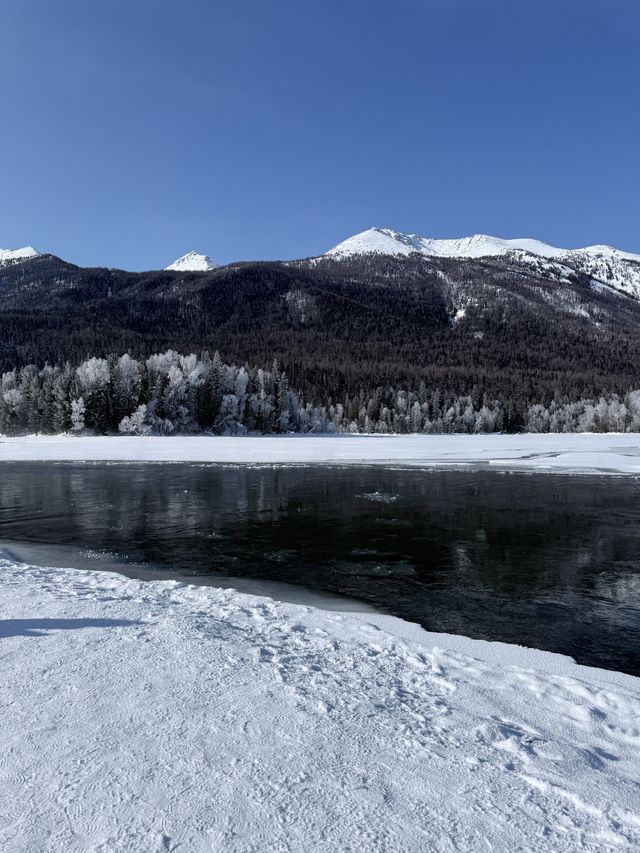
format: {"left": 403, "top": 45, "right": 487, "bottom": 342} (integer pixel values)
{"left": 113, "top": 354, "right": 143, "bottom": 425}
{"left": 119, "top": 404, "right": 151, "bottom": 436}
{"left": 0, "top": 385, "right": 23, "bottom": 433}
{"left": 2, "top": 348, "right": 639, "bottom": 437}
{"left": 526, "top": 404, "right": 550, "bottom": 433}
{"left": 70, "top": 397, "right": 86, "bottom": 433}
{"left": 75, "top": 358, "right": 110, "bottom": 430}
{"left": 626, "top": 390, "right": 640, "bottom": 431}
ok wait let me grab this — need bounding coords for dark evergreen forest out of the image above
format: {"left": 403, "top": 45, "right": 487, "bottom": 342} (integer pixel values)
{"left": 2, "top": 252, "right": 640, "bottom": 434}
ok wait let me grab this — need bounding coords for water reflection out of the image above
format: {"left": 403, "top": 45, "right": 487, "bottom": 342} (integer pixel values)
{"left": 1, "top": 463, "right": 639, "bottom": 675}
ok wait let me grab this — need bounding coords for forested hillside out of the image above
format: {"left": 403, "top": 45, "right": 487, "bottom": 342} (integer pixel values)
{"left": 2, "top": 251, "right": 640, "bottom": 432}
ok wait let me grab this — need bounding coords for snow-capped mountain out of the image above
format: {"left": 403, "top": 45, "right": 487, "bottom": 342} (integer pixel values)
{"left": 325, "top": 228, "right": 640, "bottom": 299}
{"left": 4, "top": 232, "right": 640, "bottom": 415}
{"left": 165, "top": 251, "right": 217, "bottom": 272}
{"left": 326, "top": 229, "right": 565, "bottom": 261}
{"left": 0, "top": 246, "right": 40, "bottom": 267}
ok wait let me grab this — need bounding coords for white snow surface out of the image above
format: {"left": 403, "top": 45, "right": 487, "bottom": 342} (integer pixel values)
{"left": 0, "top": 245, "right": 40, "bottom": 266}
{"left": 2, "top": 433, "right": 640, "bottom": 474}
{"left": 165, "top": 251, "right": 217, "bottom": 272}
{"left": 326, "top": 229, "right": 568, "bottom": 261}
{"left": 1, "top": 555, "right": 639, "bottom": 851}
{"left": 325, "top": 228, "right": 640, "bottom": 298}
{"left": 326, "top": 227, "right": 640, "bottom": 264}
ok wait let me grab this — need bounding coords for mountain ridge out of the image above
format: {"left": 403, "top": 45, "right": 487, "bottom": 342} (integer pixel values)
{"left": 325, "top": 228, "right": 640, "bottom": 299}
{"left": 2, "top": 247, "right": 640, "bottom": 405}
{"left": 325, "top": 227, "right": 640, "bottom": 262}
{"left": 4, "top": 231, "right": 640, "bottom": 300}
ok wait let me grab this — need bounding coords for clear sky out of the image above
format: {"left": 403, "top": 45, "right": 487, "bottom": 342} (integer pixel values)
{"left": 1, "top": 0, "right": 638, "bottom": 269}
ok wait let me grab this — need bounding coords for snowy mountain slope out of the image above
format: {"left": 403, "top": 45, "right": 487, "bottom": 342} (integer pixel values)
{"left": 566, "top": 248, "right": 640, "bottom": 300}
{"left": 165, "top": 250, "right": 217, "bottom": 272}
{"left": 326, "top": 228, "right": 567, "bottom": 261}
{"left": 0, "top": 246, "right": 40, "bottom": 267}
{"left": 325, "top": 228, "right": 640, "bottom": 298}
{"left": 580, "top": 244, "right": 640, "bottom": 263}
{"left": 326, "top": 227, "right": 640, "bottom": 264}
{"left": 2, "top": 555, "right": 639, "bottom": 851}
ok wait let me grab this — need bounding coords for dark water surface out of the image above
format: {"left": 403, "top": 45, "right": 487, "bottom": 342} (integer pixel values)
{"left": 1, "top": 462, "right": 639, "bottom": 676}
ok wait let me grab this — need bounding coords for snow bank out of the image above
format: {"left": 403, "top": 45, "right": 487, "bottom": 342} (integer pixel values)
{"left": 1, "top": 556, "right": 639, "bottom": 851}
{"left": 2, "top": 433, "right": 640, "bottom": 474}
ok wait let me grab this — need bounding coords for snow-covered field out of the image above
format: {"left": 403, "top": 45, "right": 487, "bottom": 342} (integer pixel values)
{"left": 2, "top": 433, "right": 640, "bottom": 474}
{"left": 1, "top": 554, "right": 639, "bottom": 851}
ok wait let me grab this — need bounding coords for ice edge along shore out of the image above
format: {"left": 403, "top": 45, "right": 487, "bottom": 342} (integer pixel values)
{"left": 1, "top": 433, "right": 640, "bottom": 475}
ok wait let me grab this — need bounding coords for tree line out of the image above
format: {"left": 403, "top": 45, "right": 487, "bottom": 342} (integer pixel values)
{"left": 2, "top": 350, "right": 640, "bottom": 436}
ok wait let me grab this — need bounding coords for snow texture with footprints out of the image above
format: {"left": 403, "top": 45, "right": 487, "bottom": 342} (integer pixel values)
{"left": 1, "top": 555, "right": 639, "bottom": 852}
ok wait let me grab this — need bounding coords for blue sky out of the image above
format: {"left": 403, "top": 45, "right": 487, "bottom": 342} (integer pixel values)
{"left": 1, "top": 0, "right": 638, "bottom": 269}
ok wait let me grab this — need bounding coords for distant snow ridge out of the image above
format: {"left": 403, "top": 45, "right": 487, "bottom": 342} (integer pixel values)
{"left": 0, "top": 246, "right": 40, "bottom": 267}
{"left": 165, "top": 251, "right": 217, "bottom": 272}
{"left": 326, "top": 229, "right": 566, "bottom": 261}
{"left": 325, "top": 228, "right": 640, "bottom": 298}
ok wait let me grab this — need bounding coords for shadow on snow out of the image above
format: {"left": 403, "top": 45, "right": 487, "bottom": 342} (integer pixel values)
{"left": 0, "top": 618, "right": 145, "bottom": 638}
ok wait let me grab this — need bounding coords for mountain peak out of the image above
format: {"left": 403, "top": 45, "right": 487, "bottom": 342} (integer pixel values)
{"left": 165, "top": 251, "right": 217, "bottom": 272}
{"left": 577, "top": 245, "right": 640, "bottom": 263}
{"left": 0, "top": 246, "right": 40, "bottom": 266}
{"left": 325, "top": 228, "right": 567, "bottom": 260}
{"left": 323, "top": 228, "right": 640, "bottom": 299}
{"left": 325, "top": 228, "right": 640, "bottom": 265}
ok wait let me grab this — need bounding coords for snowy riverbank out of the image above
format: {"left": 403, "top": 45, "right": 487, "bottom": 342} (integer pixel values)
{"left": 2, "top": 433, "right": 640, "bottom": 473}
{"left": 1, "top": 555, "right": 639, "bottom": 851}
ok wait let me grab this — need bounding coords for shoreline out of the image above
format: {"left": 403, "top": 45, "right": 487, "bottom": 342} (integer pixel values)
{"left": 0, "top": 540, "right": 376, "bottom": 615}
{"left": 2, "top": 551, "right": 637, "bottom": 688}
